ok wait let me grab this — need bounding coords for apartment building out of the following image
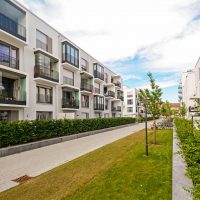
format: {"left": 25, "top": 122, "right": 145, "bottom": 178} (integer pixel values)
{"left": 0, "top": 0, "right": 124, "bottom": 121}
{"left": 123, "top": 86, "right": 143, "bottom": 117}
{"left": 178, "top": 69, "right": 196, "bottom": 116}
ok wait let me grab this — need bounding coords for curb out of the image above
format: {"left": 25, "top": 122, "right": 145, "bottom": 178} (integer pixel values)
{"left": 172, "top": 127, "right": 193, "bottom": 200}
{"left": 0, "top": 123, "right": 138, "bottom": 158}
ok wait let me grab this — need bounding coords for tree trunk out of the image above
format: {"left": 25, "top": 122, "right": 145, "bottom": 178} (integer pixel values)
{"left": 153, "top": 119, "right": 156, "bottom": 144}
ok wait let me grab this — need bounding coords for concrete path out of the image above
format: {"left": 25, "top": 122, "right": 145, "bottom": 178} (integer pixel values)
{"left": 0, "top": 122, "right": 147, "bottom": 192}
{"left": 172, "top": 128, "right": 193, "bottom": 200}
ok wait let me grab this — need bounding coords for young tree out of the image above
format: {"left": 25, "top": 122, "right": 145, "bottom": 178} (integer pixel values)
{"left": 138, "top": 72, "right": 163, "bottom": 144}
{"left": 179, "top": 102, "right": 187, "bottom": 118}
{"left": 160, "top": 101, "right": 172, "bottom": 120}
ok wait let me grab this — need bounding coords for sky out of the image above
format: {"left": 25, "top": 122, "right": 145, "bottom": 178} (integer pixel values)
{"left": 18, "top": 0, "right": 200, "bottom": 102}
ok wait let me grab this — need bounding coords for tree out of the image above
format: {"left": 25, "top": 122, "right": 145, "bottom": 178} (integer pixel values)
{"left": 179, "top": 102, "right": 187, "bottom": 118}
{"left": 138, "top": 72, "right": 163, "bottom": 144}
{"left": 160, "top": 101, "right": 172, "bottom": 120}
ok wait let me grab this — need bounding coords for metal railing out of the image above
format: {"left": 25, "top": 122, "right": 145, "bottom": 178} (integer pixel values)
{"left": 113, "top": 81, "right": 121, "bottom": 88}
{"left": 94, "top": 70, "right": 104, "bottom": 80}
{"left": 62, "top": 99, "right": 79, "bottom": 109}
{"left": 0, "top": 12, "right": 26, "bottom": 41}
{"left": 94, "top": 103, "right": 104, "bottom": 110}
{"left": 95, "top": 87, "right": 100, "bottom": 94}
{"left": 81, "top": 82, "right": 93, "bottom": 92}
{"left": 36, "top": 39, "right": 48, "bottom": 51}
{"left": 34, "top": 65, "right": 59, "bottom": 82}
{"left": 104, "top": 91, "right": 115, "bottom": 97}
{"left": 63, "top": 76, "right": 74, "bottom": 86}
{"left": 37, "top": 94, "right": 52, "bottom": 104}
{"left": 82, "top": 101, "right": 89, "bottom": 108}
{"left": 0, "top": 50, "right": 19, "bottom": 69}
{"left": 0, "top": 93, "right": 26, "bottom": 105}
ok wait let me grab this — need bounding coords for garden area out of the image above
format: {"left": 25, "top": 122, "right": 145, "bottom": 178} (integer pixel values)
{"left": 0, "top": 128, "right": 173, "bottom": 200}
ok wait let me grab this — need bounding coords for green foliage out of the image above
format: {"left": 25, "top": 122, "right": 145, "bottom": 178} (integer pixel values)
{"left": 138, "top": 72, "right": 162, "bottom": 119}
{"left": 160, "top": 101, "right": 172, "bottom": 117}
{"left": 0, "top": 117, "right": 136, "bottom": 148}
{"left": 174, "top": 118, "right": 200, "bottom": 199}
{"left": 179, "top": 102, "right": 187, "bottom": 118}
{"left": 136, "top": 116, "right": 157, "bottom": 123}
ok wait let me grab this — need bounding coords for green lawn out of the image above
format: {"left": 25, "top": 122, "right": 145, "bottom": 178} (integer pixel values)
{"left": 0, "top": 129, "right": 173, "bottom": 200}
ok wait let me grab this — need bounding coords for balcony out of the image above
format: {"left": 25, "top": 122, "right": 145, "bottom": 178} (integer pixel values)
{"left": 0, "top": 71, "right": 26, "bottom": 107}
{"left": 62, "top": 99, "right": 79, "bottom": 109}
{"left": 0, "top": 50, "right": 19, "bottom": 70}
{"left": 94, "top": 70, "right": 104, "bottom": 82}
{"left": 94, "top": 103, "right": 104, "bottom": 111}
{"left": 0, "top": 1, "right": 26, "bottom": 42}
{"left": 104, "top": 91, "right": 115, "bottom": 98}
{"left": 81, "top": 82, "right": 93, "bottom": 92}
{"left": 112, "top": 106, "right": 121, "bottom": 112}
{"left": 113, "top": 81, "right": 121, "bottom": 88}
{"left": 34, "top": 65, "right": 59, "bottom": 83}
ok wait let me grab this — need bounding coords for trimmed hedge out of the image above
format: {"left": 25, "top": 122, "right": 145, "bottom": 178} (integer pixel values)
{"left": 136, "top": 116, "right": 157, "bottom": 123}
{"left": 0, "top": 117, "right": 136, "bottom": 148}
{"left": 174, "top": 118, "right": 200, "bottom": 199}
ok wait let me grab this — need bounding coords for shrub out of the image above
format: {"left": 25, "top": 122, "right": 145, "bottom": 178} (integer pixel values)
{"left": 0, "top": 117, "right": 136, "bottom": 148}
{"left": 174, "top": 118, "right": 200, "bottom": 199}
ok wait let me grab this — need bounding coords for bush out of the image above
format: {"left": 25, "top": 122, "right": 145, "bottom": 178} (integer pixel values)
{"left": 174, "top": 118, "right": 200, "bottom": 199}
{"left": 0, "top": 117, "right": 136, "bottom": 148}
{"left": 136, "top": 116, "right": 157, "bottom": 123}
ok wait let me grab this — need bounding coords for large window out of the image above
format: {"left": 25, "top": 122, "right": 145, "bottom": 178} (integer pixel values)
{"left": 62, "top": 42, "right": 79, "bottom": 68}
{"left": 0, "top": 42, "right": 18, "bottom": 69}
{"left": 36, "top": 112, "right": 52, "bottom": 119}
{"left": 127, "top": 99, "right": 133, "bottom": 105}
{"left": 93, "top": 63, "right": 104, "bottom": 80}
{"left": 81, "top": 95, "right": 89, "bottom": 108}
{"left": 81, "top": 58, "right": 88, "bottom": 71}
{"left": 127, "top": 107, "right": 133, "bottom": 112}
{"left": 94, "top": 95, "right": 104, "bottom": 110}
{"left": 36, "top": 85, "right": 52, "bottom": 104}
{"left": 36, "top": 30, "right": 48, "bottom": 52}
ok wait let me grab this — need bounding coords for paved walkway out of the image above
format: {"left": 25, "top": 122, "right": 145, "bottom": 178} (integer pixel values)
{"left": 0, "top": 122, "right": 147, "bottom": 192}
{"left": 172, "top": 128, "right": 193, "bottom": 200}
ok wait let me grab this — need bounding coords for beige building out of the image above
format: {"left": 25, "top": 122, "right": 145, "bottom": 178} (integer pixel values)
{"left": 0, "top": 0, "right": 123, "bottom": 121}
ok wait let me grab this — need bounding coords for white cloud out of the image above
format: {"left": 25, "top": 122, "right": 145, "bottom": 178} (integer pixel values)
{"left": 18, "top": 0, "right": 200, "bottom": 71}
{"left": 123, "top": 75, "right": 142, "bottom": 81}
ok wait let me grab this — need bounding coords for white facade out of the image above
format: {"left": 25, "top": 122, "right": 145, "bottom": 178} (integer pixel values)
{"left": 123, "top": 86, "right": 142, "bottom": 117}
{"left": 0, "top": 0, "right": 123, "bottom": 121}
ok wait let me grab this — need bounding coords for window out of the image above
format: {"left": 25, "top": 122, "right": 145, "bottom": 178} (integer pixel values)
{"left": 36, "top": 30, "right": 52, "bottom": 53}
{"left": 105, "top": 100, "right": 109, "bottom": 110}
{"left": 0, "top": 42, "right": 18, "bottom": 69}
{"left": 63, "top": 70, "right": 74, "bottom": 86}
{"left": 81, "top": 95, "right": 89, "bottom": 108}
{"left": 81, "top": 58, "right": 88, "bottom": 71}
{"left": 36, "top": 85, "right": 52, "bottom": 104}
{"left": 62, "top": 42, "right": 79, "bottom": 68}
{"left": 127, "top": 99, "right": 133, "bottom": 105}
{"left": 127, "top": 107, "right": 133, "bottom": 112}
{"left": 94, "top": 96, "right": 104, "bottom": 110}
{"left": 93, "top": 63, "right": 104, "bottom": 80}
{"left": 36, "top": 112, "right": 52, "bottom": 119}
{"left": 105, "top": 73, "right": 108, "bottom": 83}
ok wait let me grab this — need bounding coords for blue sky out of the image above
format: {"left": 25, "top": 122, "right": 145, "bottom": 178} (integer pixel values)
{"left": 19, "top": 0, "right": 200, "bottom": 102}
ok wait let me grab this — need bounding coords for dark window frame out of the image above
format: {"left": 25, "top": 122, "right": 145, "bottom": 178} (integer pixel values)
{"left": 36, "top": 85, "right": 53, "bottom": 104}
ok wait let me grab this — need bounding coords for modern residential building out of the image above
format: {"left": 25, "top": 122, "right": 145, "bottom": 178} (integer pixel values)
{"left": 179, "top": 69, "right": 196, "bottom": 116}
{"left": 123, "top": 86, "right": 143, "bottom": 117}
{"left": 0, "top": 0, "right": 123, "bottom": 121}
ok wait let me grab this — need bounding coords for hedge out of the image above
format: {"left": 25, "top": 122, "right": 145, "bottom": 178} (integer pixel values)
{"left": 174, "top": 118, "right": 200, "bottom": 199}
{"left": 0, "top": 117, "right": 136, "bottom": 148}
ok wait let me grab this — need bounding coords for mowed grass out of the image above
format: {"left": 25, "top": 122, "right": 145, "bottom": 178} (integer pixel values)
{"left": 0, "top": 129, "right": 173, "bottom": 200}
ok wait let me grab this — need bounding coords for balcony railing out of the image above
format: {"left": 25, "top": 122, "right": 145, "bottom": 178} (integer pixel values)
{"left": 0, "top": 12, "right": 26, "bottom": 41}
{"left": 36, "top": 39, "right": 48, "bottom": 52}
{"left": 94, "top": 70, "right": 104, "bottom": 80}
{"left": 0, "top": 94, "right": 26, "bottom": 105}
{"left": 82, "top": 101, "right": 89, "bottom": 108}
{"left": 81, "top": 82, "right": 93, "bottom": 92}
{"left": 63, "top": 76, "right": 74, "bottom": 86}
{"left": 95, "top": 87, "right": 100, "bottom": 94}
{"left": 113, "top": 81, "right": 121, "bottom": 88}
{"left": 112, "top": 106, "right": 122, "bottom": 112}
{"left": 34, "top": 65, "right": 59, "bottom": 82}
{"left": 62, "top": 99, "right": 79, "bottom": 109}
{"left": 94, "top": 103, "right": 104, "bottom": 111}
{"left": 37, "top": 94, "right": 52, "bottom": 104}
{"left": 0, "top": 50, "right": 19, "bottom": 69}
{"left": 104, "top": 91, "right": 115, "bottom": 98}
